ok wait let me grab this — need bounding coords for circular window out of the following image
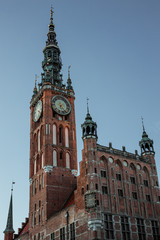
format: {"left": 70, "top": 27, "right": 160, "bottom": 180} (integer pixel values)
{"left": 137, "top": 164, "right": 141, "bottom": 170}
{"left": 123, "top": 160, "right": 128, "bottom": 167}
{"left": 109, "top": 157, "right": 113, "bottom": 163}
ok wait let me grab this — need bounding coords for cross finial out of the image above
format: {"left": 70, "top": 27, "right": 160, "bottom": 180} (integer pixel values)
{"left": 87, "top": 97, "right": 89, "bottom": 114}
{"left": 141, "top": 116, "right": 145, "bottom": 131}
{"left": 68, "top": 65, "right": 71, "bottom": 79}
{"left": 11, "top": 182, "right": 15, "bottom": 192}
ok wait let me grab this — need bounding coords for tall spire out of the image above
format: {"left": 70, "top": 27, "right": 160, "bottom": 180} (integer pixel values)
{"left": 41, "top": 7, "right": 63, "bottom": 87}
{"left": 4, "top": 184, "right": 15, "bottom": 235}
{"left": 66, "top": 65, "right": 73, "bottom": 90}
{"left": 46, "top": 6, "right": 57, "bottom": 47}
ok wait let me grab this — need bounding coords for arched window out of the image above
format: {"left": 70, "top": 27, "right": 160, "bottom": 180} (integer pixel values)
{"left": 38, "top": 130, "right": 40, "bottom": 152}
{"left": 53, "top": 124, "right": 57, "bottom": 145}
{"left": 53, "top": 150, "right": 57, "bottom": 167}
{"left": 65, "top": 127, "right": 69, "bottom": 147}
{"left": 66, "top": 153, "right": 70, "bottom": 168}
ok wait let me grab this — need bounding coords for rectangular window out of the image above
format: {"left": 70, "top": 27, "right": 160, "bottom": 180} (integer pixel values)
{"left": 102, "top": 186, "right": 108, "bottom": 194}
{"left": 146, "top": 195, "right": 151, "bottom": 202}
{"left": 101, "top": 170, "right": 106, "bottom": 178}
{"left": 151, "top": 220, "right": 160, "bottom": 239}
{"left": 70, "top": 223, "right": 75, "bottom": 240}
{"left": 130, "top": 176, "right": 136, "bottom": 184}
{"left": 118, "top": 189, "right": 123, "bottom": 197}
{"left": 50, "top": 232, "right": 55, "bottom": 240}
{"left": 144, "top": 180, "right": 149, "bottom": 187}
{"left": 95, "top": 183, "right": 98, "bottom": 190}
{"left": 104, "top": 214, "right": 114, "bottom": 239}
{"left": 158, "top": 196, "right": 160, "bottom": 202}
{"left": 94, "top": 168, "right": 97, "bottom": 173}
{"left": 60, "top": 227, "right": 65, "bottom": 240}
{"left": 132, "top": 192, "right": 138, "bottom": 200}
{"left": 136, "top": 218, "right": 146, "bottom": 240}
{"left": 116, "top": 173, "right": 121, "bottom": 181}
{"left": 121, "top": 216, "right": 130, "bottom": 240}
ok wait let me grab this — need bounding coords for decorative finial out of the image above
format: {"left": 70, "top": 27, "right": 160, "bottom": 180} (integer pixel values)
{"left": 141, "top": 116, "right": 145, "bottom": 132}
{"left": 68, "top": 65, "right": 71, "bottom": 79}
{"left": 50, "top": 5, "right": 54, "bottom": 24}
{"left": 11, "top": 182, "right": 15, "bottom": 192}
{"left": 87, "top": 97, "right": 89, "bottom": 114}
{"left": 35, "top": 74, "right": 39, "bottom": 87}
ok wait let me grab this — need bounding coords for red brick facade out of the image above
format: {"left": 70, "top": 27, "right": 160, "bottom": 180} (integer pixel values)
{"left": 4, "top": 10, "right": 160, "bottom": 240}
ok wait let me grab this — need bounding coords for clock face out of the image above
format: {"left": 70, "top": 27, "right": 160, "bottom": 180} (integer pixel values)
{"left": 33, "top": 100, "right": 43, "bottom": 122}
{"left": 51, "top": 95, "right": 71, "bottom": 116}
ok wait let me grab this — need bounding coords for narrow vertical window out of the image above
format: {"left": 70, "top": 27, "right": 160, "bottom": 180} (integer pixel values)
{"left": 53, "top": 150, "right": 57, "bottom": 167}
{"left": 59, "top": 127, "right": 62, "bottom": 143}
{"left": 60, "top": 151, "right": 63, "bottom": 160}
{"left": 38, "top": 131, "right": 40, "bottom": 152}
{"left": 46, "top": 124, "right": 48, "bottom": 135}
{"left": 39, "top": 175, "right": 41, "bottom": 191}
{"left": 66, "top": 153, "right": 70, "bottom": 168}
{"left": 31, "top": 213, "right": 33, "bottom": 227}
{"left": 41, "top": 154, "right": 44, "bottom": 169}
{"left": 65, "top": 127, "right": 69, "bottom": 147}
{"left": 49, "top": 124, "right": 51, "bottom": 135}
{"left": 34, "top": 160, "right": 36, "bottom": 175}
{"left": 42, "top": 173, "right": 44, "bottom": 189}
{"left": 41, "top": 207, "right": 44, "bottom": 222}
{"left": 53, "top": 124, "right": 57, "bottom": 145}
{"left": 32, "top": 181, "right": 34, "bottom": 196}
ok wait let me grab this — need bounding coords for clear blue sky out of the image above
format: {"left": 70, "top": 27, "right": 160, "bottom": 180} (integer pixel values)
{"left": 1, "top": 1, "right": 160, "bottom": 239}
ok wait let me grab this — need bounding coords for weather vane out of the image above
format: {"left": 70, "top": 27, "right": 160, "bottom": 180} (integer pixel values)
{"left": 68, "top": 65, "right": 71, "bottom": 79}
{"left": 50, "top": 5, "right": 54, "bottom": 24}
{"left": 87, "top": 97, "right": 89, "bottom": 114}
{"left": 11, "top": 182, "right": 15, "bottom": 192}
{"left": 141, "top": 116, "right": 145, "bottom": 131}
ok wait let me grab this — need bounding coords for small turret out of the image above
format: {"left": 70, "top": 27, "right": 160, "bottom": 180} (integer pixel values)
{"left": 81, "top": 99, "right": 98, "bottom": 140}
{"left": 139, "top": 118, "right": 154, "bottom": 155}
